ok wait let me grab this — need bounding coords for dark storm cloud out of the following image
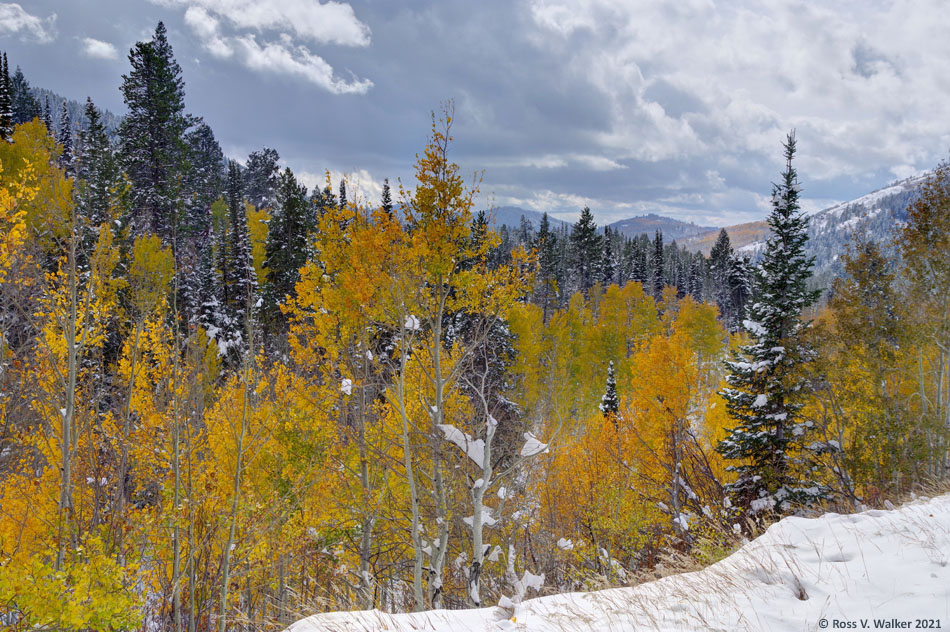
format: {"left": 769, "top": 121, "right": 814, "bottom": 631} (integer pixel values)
{"left": 3, "top": 0, "right": 950, "bottom": 226}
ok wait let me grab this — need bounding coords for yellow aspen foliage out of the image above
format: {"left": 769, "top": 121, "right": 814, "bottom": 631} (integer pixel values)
{"left": 0, "top": 158, "right": 34, "bottom": 283}
{"left": 0, "top": 121, "right": 73, "bottom": 245}
{"left": 246, "top": 202, "right": 270, "bottom": 282}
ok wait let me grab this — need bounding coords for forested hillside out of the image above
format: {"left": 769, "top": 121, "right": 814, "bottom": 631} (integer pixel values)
{"left": 1, "top": 24, "right": 948, "bottom": 632}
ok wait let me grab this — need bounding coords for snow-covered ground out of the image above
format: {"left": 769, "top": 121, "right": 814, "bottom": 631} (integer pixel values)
{"left": 288, "top": 495, "right": 950, "bottom": 631}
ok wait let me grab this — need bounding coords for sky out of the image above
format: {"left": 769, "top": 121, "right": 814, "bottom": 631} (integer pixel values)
{"left": 2, "top": 0, "right": 950, "bottom": 227}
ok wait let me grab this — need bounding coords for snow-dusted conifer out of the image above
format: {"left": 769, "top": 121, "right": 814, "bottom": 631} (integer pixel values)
{"left": 651, "top": 230, "right": 665, "bottom": 298}
{"left": 601, "top": 227, "right": 616, "bottom": 286}
{"left": 42, "top": 96, "right": 52, "bottom": 134}
{"left": 338, "top": 178, "right": 347, "bottom": 210}
{"left": 568, "top": 206, "right": 602, "bottom": 295}
{"left": 10, "top": 66, "right": 39, "bottom": 124}
{"left": 599, "top": 360, "right": 619, "bottom": 418}
{"left": 380, "top": 177, "right": 393, "bottom": 217}
{"left": 75, "top": 98, "right": 122, "bottom": 257}
{"left": 58, "top": 101, "right": 73, "bottom": 176}
{"left": 262, "top": 167, "right": 310, "bottom": 333}
{"left": 716, "top": 131, "right": 830, "bottom": 514}
{"left": 119, "top": 21, "right": 188, "bottom": 241}
{"left": 0, "top": 53, "right": 13, "bottom": 142}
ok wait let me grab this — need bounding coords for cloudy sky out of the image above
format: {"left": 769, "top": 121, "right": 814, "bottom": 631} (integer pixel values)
{"left": 2, "top": 0, "right": 949, "bottom": 226}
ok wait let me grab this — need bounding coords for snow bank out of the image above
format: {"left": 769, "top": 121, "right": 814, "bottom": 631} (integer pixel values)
{"left": 287, "top": 494, "right": 950, "bottom": 631}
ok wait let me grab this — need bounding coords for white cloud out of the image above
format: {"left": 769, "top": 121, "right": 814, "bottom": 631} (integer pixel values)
{"left": 151, "top": 0, "right": 370, "bottom": 47}
{"left": 184, "top": 6, "right": 232, "bottom": 58}
{"left": 81, "top": 37, "right": 118, "bottom": 60}
{"left": 232, "top": 35, "right": 372, "bottom": 94}
{"left": 168, "top": 0, "right": 373, "bottom": 94}
{"left": 527, "top": 0, "right": 950, "bottom": 184}
{"left": 0, "top": 3, "right": 56, "bottom": 43}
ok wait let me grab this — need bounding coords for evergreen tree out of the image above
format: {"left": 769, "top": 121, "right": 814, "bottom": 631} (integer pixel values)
{"left": 10, "top": 66, "right": 40, "bottom": 125}
{"left": 262, "top": 167, "right": 310, "bottom": 332}
{"left": 42, "top": 96, "right": 52, "bottom": 134}
{"left": 716, "top": 132, "right": 829, "bottom": 514}
{"left": 58, "top": 101, "right": 73, "bottom": 176}
{"left": 533, "top": 212, "right": 559, "bottom": 322}
{"left": 728, "top": 254, "right": 753, "bottom": 332}
{"left": 599, "top": 226, "right": 615, "bottom": 286}
{"left": 688, "top": 255, "right": 705, "bottom": 299}
{"left": 630, "top": 234, "right": 649, "bottom": 285}
{"left": 321, "top": 183, "right": 337, "bottom": 211}
{"left": 0, "top": 53, "right": 12, "bottom": 142}
{"left": 183, "top": 121, "right": 224, "bottom": 237}
{"left": 709, "top": 229, "right": 733, "bottom": 321}
{"left": 119, "top": 21, "right": 189, "bottom": 242}
{"left": 569, "top": 206, "right": 602, "bottom": 295}
{"left": 599, "top": 360, "right": 619, "bottom": 418}
{"left": 243, "top": 147, "right": 280, "bottom": 209}
{"left": 651, "top": 230, "right": 665, "bottom": 299}
{"left": 518, "top": 215, "right": 533, "bottom": 247}
{"left": 338, "top": 178, "right": 347, "bottom": 210}
{"left": 75, "top": 98, "right": 122, "bottom": 242}
{"left": 216, "top": 161, "right": 257, "bottom": 358}
{"left": 381, "top": 177, "right": 393, "bottom": 217}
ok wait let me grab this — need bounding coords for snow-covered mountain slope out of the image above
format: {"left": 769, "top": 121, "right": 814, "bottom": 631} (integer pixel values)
{"left": 288, "top": 494, "right": 950, "bottom": 632}
{"left": 739, "top": 175, "right": 926, "bottom": 288}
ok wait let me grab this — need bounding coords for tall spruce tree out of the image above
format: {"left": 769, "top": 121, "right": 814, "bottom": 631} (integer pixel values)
{"left": 716, "top": 132, "right": 830, "bottom": 513}
{"left": 0, "top": 53, "right": 12, "bottom": 142}
{"left": 599, "top": 360, "right": 619, "bottom": 418}
{"left": 119, "top": 21, "right": 189, "bottom": 242}
{"left": 75, "top": 98, "right": 122, "bottom": 244}
{"left": 569, "top": 206, "right": 602, "bottom": 295}
{"left": 709, "top": 229, "right": 734, "bottom": 322}
{"left": 215, "top": 161, "right": 257, "bottom": 358}
{"left": 601, "top": 226, "right": 616, "bottom": 286}
{"left": 534, "top": 212, "right": 559, "bottom": 322}
{"left": 243, "top": 147, "right": 280, "bottom": 209}
{"left": 42, "top": 96, "right": 52, "bottom": 134}
{"left": 58, "top": 101, "right": 73, "bottom": 176}
{"left": 651, "top": 230, "right": 665, "bottom": 299}
{"left": 338, "top": 178, "right": 347, "bottom": 210}
{"left": 381, "top": 177, "right": 393, "bottom": 217}
{"left": 262, "top": 167, "right": 310, "bottom": 332}
{"left": 183, "top": 122, "right": 224, "bottom": 236}
{"left": 728, "top": 254, "right": 753, "bottom": 332}
{"left": 10, "top": 66, "right": 39, "bottom": 125}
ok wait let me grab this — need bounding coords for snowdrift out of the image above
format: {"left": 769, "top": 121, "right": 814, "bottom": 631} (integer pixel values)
{"left": 288, "top": 495, "right": 950, "bottom": 631}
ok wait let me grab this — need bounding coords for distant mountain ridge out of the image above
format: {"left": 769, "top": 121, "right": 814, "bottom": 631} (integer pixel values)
{"left": 607, "top": 213, "right": 717, "bottom": 242}
{"left": 483, "top": 206, "right": 569, "bottom": 231}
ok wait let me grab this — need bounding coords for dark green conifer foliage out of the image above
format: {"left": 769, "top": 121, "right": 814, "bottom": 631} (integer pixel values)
{"left": 75, "top": 98, "right": 122, "bottom": 250}
{"left": 244, "top": 147, "right": 280, "bottom": 209}
{"left": 599, "top": 360, "right": 619, "bottom": 418}
{"left": 10, "top": 66, "right": 40, "bottom": 125}
{"left": 119, "top": 21, "right": 189, "bottom": 242}
{"left": 709, "top": 228, "right": 733, "bottom": 322}
{"left": 569, "top": 206, "right": 603, "bottom": 295}
{"left": 262, "top": 167, "right": 310, "bottom": 332}
{"left": 42, "top": 96, "right": 52, "bottom": 134}
{"left": 58, "top": 101, "right": 73, "bottom": 176}
{"left": 534, "top": 212, "right": 559, "bottom": 322}
{"left": 716, "top": 132, "right": 830, "bottom": 514}
{"left": 651, "top": 230, "right": 665, "bottom": 298}
{"left": 381, "top": 178, "right": 393, "bottom": 217}
{"left": 601, "top": 226, "right": 616, "bottom": 286}
{"left": 0, "top": 53, "right": 12, "bottom": 141}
